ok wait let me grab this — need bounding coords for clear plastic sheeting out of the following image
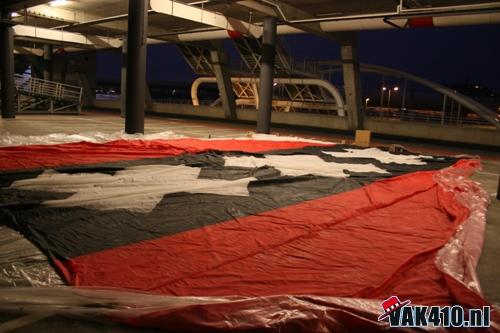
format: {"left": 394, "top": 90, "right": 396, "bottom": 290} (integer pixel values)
{"left": 435, "top": 159, "right": 490, "bottom": 294}
{"left": 0, "top": 131, "right": 331, "bottom": 147}
{"left": 0, "top": 288, "right": 497, "bottom": 332}
{"left": 0, "top": 287, "right": 450, "bottom": 332}
{"left": 0, "top": 131, "right": 186, "bottom": 147}
{"left": 0, "top": 226, "right": 63, "bottom": 287}
{"left": 243, "top": 133, "right": 332, "bottom": 144}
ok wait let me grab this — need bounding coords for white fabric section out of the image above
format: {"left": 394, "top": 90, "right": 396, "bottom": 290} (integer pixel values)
{"left": 10, "top": 165, "right": 256, "bottom": 213}
{"left": 0, "top": 131, "right": 186, "bottom": 147}
{"left": 322, "top": 148, "right": 432, "bottom": 165}
{"left": 224, "top": 155, "right": 388, "bottom": 178}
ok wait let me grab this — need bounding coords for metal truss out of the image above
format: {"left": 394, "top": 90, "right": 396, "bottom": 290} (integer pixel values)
{"left": 176, "top": 43, "right": 214, "bottom": 75}
{"left": 191, "top": 77, "right": 345, "bottom": 115}
{"left": 233, "top": 37, "right": 291, "bottom": 74}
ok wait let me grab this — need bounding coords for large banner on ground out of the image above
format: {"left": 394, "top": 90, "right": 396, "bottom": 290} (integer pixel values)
{"left": 0, "top": 137, "right": 495, "bottom": 332}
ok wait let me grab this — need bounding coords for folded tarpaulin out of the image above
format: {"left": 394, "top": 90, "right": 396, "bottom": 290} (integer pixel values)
{"left": 0, "top": 138, "right": 496, "bottom": 332}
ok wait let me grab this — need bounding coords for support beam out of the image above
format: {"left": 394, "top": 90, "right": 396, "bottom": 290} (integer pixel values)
{"left": 340, "top": 35, "right": 363, "bottom": 130}
{"left": 42, "top": 44, "right": 52, "bottom": 81}
{"left": 0, "top": 13, "right": 16, "bottom": 119}
{"left": 256, "top": 16, "right": 277, "bottom": 134}
{"left": 13, "top": 25, "right": 122, "bottom": 48}
{"left": 14, "top": 46, "right": 43, "bottom": 56}
{"left": 150, "top": 0, "right": 262, "bottom": 38}
{"left": 26, "top": 5, "right": 128, "bottom": 32}
{"left": 209, "top": 41, "right": 236, "bottom": 120}
{"left": 125, "top": 0, "right": 148, "bottom": 134}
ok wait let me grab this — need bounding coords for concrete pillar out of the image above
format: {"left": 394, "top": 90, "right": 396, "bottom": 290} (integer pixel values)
{"left": 43, "top": 44, "right": 53, "bottom": 81}
{"left": 256, "top": 16, "right": 277, "bottom": 134}
{"left": 340, "top": 36, "right": 363, "bottom": 130}
{"left": 0, "top": 12, "right": 16, "bottom": 119}
{"left": 125, "top": 0, "right": 148, "bottom": 134}
{"left": 209, "top": 41, "right": 236, "bottom": 120}
{"left": 120, "top": 36, "right": 127, "bottom": 118}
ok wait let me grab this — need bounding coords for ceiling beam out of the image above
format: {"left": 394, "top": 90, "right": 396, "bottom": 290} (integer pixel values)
{"left": 13, "top": 24, "right": 122, "bottom": 48}
{"left": 150, "top": 0, "right": 262, "bottom": 38}
{"left": 25, "top": 4, "right": 129, "bottom": 32}
{"left": 0, "top": 0, "right": 49, "bottom": 12}
{"left": 17, "top": 5, "right": 173, "bottom": 39}
{"left": 14, "top": 46, "right": 44, "bottom": 56}
{"left": 236, "top": 1, "right": 277, "bottom": 17}
{"left": 256, "top": 0, "right": 354, "bottom": 42}
{"left": 237, "top": 0, "right": 335, "bottom": 39}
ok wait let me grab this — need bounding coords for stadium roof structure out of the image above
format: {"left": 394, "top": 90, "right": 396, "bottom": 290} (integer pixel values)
{"left": 2, "top": 0, "right": 500, "bottom": 50}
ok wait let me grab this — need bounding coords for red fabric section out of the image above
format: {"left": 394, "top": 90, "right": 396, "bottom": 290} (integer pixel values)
{"left": 0, "top": 139, "right": 328, "bottom": 171}
{"left": 408, "top": 17, "right": 434, "bottom": 28}
{"left": 64, "top": 164, "right": 483, "bottom": 310}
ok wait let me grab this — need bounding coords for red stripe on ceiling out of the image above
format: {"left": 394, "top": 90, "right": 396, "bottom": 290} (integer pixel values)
{"left": 408, "top": 17, "right": 434, "bottom": 28}
{"left": 0, "top": 139, "right": 330, "bottom": 171}
{"left": 63, "top": 165, "right": 484, "bottom": 308}
{"left": 227, "top": 30, "right": 244, "bottom": 39}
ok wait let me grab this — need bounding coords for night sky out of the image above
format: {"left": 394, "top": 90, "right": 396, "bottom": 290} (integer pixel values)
{"left": 96, "top": 24, "right": 500, "bottom": 91}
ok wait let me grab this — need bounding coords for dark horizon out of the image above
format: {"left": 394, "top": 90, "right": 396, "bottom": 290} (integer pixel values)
{"left": 96, "top": 24, "right": 500, "bottom": 92}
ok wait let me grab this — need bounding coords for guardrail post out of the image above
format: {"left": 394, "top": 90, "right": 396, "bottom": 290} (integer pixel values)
{"left": 441, "top": 95, "right": 447, "bottom": 126}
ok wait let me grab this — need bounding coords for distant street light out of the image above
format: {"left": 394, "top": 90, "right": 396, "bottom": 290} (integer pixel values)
{"left": 365, "top": 97, "right": 370, "bottom": 108}
{"left": 387, "top": 86, "right": 399, "bottom": 108}
{"left": 381, "top": 87, "right": 387, "bottom": 107}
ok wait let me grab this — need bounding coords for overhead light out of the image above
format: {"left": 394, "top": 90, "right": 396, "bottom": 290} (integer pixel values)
{"left": 50, "top": 0, "right": 68, "bottom": 7}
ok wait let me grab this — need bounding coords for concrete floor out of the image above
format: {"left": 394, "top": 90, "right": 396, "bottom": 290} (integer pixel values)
{"left": 0, "top": 110, "right": 498, "bottom": 332}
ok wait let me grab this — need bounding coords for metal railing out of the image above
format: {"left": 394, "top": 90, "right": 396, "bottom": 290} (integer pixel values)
{"left": 14, "top": 74, "right": 83, "bottom": 103}
{"left": 365, "top": 107, "right": 493, "bottom": 127}
{"left": 13, "top": 74, "right": 83, "bottom": 114}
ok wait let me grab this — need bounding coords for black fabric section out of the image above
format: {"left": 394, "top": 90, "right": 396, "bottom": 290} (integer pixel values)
{"left": 0, "top": 170, "right": 43, "bottom": 187}
{"left": 199, "top": 166, "right": 280, "bottom": 181}
{"left": 0, "top": 146, "right": 458, "bottom": 259}
{"left": 5, "top": 175, "right": 363, "bottom": 258}
{"left": 55, "top": 166, "right": 125, "bottom": 176}
{"left": 0, "top": 189, "right": 72, "bottom": 210}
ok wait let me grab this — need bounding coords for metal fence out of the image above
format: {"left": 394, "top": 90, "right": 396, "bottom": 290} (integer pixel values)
{"left": 14, "top": 74, "right": 83, "bottom": 103}
{"left": 13, "top": 74, "right": 83, "bottom": 114}
{"left": 365, "top": 107, "right": 493, "bottom": 127}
